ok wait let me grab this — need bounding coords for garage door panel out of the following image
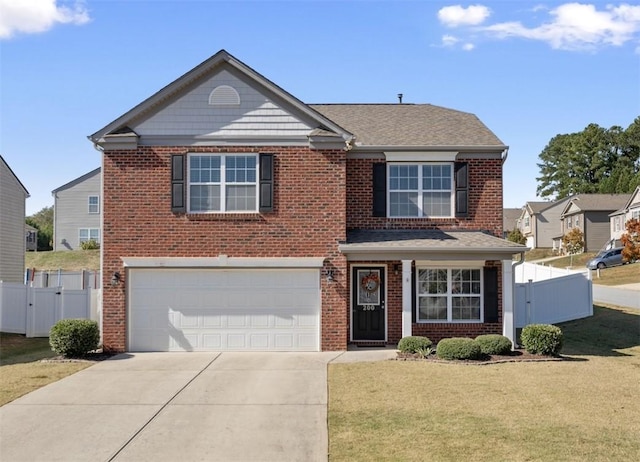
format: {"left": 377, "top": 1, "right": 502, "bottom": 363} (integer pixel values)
{"left": 129, "top": 268, "right": 320, "bottom": 352}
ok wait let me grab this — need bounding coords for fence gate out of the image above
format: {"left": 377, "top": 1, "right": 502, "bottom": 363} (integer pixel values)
{"left": 27, "top": 288, "right": 61, "bottom": 337}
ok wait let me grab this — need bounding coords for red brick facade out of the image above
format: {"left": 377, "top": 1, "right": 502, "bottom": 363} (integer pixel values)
{"left": 101, "top": 146, "right": 348, "bottom": 352}
{"left": 102, "top": 148, "right": 506, "bottom": 352}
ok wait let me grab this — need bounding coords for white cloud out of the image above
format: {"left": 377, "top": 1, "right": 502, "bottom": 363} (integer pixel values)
{"left": 482, "top": 3, "right": 640, "bottom": 51}
{"left": 462, "top": 43, "right": 475, "bottom": 51}
{"left": 438, "top": 5, "right": 491, "bottom": 27}
{"left": 441, "top": 34, "right": 460, "bottom": 47}
{"left": 0, "top": 0, "right": 90, "bottom": 39}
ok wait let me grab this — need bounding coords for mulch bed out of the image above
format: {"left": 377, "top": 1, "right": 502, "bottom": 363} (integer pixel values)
{"left": 396, "top": 349, "right": 563, "bottom": 365}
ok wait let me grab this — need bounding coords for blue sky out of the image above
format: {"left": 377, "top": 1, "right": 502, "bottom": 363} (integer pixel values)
{"left": 1, "top": 0, "right": 639, "bottom": 215}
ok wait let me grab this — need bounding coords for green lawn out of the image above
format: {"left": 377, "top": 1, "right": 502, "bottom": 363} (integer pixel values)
{"left": 328, "top": 305, "right": 640, "bottom": 461}
{"left": 25, "top": 249, "right": 100, "bottom": 271}
{"left": 0, "top": 333, "right": 92, "bottom": 406}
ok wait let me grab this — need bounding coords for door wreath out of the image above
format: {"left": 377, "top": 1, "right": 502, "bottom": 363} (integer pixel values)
{"left": 361, "top": 272, "right": 380, "bottom": 293}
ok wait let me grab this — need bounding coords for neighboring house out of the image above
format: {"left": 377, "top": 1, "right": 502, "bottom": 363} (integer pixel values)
{"left": 610, "top": 186, "right": 640, "bottom": 245}
{"left": 0, "top": 155, "right": 30, "bottom": 283}
{"left": 51, "top": 168, "right": 101, "bottom": 251}
{"left": 559, "top": 194, "right": 630, "bottom": 252}
{"left": 503, "top": 208, "right": 522, "bottom": 239}
{"left": 25, "top": 224, "right": 38, "bottom": 251}
{"left": 518, "top": 198, "right": 569, "bottom": 250}
{"left": 88, "top": 50, "right": 526, "bottom": 353}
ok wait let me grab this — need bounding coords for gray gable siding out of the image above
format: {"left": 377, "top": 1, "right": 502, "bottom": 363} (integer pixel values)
{"left": 535, "top": 199, "right": 570, "bottom": 248}
{"left": 0, "top": 158, "right": 28, "bottom": 282}
{"left": 585, "top": 211, "right": 614, "bottom": 252}
{"left": 53, "top": 170, "right": 101, "bottom": 251}
{"left": 132, "top": 69, "right": 313, "bottom": 139}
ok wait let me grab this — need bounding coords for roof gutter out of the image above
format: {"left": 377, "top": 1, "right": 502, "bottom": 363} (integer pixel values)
{"left": 501, "top": 147, "right": 509, "bottom": 165}
{"left": 350, "top": 144, "right": 509, "bottom": 152}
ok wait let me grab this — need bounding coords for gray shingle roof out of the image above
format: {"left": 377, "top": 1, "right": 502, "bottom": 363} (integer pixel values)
{"left": 310, "top": 104, "right": 505, "bottom": 148}
{"left": 503, "top": 208, "right": 522, "bottom": 231}
{"left": 340, "top": 229, "right": 525, "bottom": 255}
{"left": 565, "top": 194, "right": 630, "bottom": 213}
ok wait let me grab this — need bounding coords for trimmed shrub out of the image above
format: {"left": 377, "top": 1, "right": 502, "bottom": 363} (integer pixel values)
{"left": 50, "top": 319, "right": 100, "bottom": 357}
{"left": 475, "top": 334, "right": 513, "bottom": 355}
{"left": 80, "top": 239, "right": 100, "bottom": 250}
{"left": 398, "top": 336, "right": 433, "bottom": 353}
{"left": 520, "top": 324, "right": 563, "bottom": 356}
{"left": 436, "top": 337, "right": 483, "bottom": 360}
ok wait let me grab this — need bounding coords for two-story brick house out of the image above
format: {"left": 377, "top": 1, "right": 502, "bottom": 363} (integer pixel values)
{"left": 89, "top": 50, "right": 525, "bottom": 353}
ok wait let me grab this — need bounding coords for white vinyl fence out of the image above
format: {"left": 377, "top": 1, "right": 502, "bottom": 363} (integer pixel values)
{"left": 0, "top": 282, "right": 101, "bottom": 337}
{"left": 514, "top": 263, "right": 593, "bottom": 328}
{"left": 25, "top": 269, "right": 101, "bottom": 289}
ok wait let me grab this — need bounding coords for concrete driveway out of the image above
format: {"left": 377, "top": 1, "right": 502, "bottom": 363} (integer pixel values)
{"left": 0, "top": 351, "right": 347, "bottom": 462}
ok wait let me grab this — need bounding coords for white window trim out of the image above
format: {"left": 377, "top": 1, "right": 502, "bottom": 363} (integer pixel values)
{"left": 187, "top": 153, "right": 259, "bottom": 214}
{"left": 88, "top": 195, "right": 99, "bottom": 214}
{"left": 79, "top": 228, "right": 100, "bottom": 243}
{"left": 415, "top": 266, "right": 484, "bottom": 323}
{"left": 387, "top": 162, "right": 454, "bottom": 218}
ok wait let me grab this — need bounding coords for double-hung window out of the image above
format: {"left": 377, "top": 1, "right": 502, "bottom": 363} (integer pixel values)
{"left": 188, "top": 154, "right": 258, "bottom": 213}
{"left": 88, "top": 195, "right": 99, "bottom": 214}
{"left": 388, "top": 163, "right": 453, "bottom": 217}
{"left": 79, "top": 228, "right": 100, "bottom": 244}
{"left": 417, "top": 268, "right": 482, "bottom": 322}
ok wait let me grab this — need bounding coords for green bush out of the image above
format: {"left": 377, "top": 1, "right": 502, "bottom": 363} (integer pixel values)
{"left": 520, "top": 324, "right": 563, "bottom": 356}
{"left": 398, "top": 336, "right": 433, "bottom": 353}
{"left": 50, "top": 319, "right": 100, "bottom": 357}
{"left": 436, "top": 337, "right": 483, "bottom": 360}
{"left": 80, "top": 239, "right": 100, "bottom": 250}
{"left": 475, "top": 334, "right": 513, "bottom": 355}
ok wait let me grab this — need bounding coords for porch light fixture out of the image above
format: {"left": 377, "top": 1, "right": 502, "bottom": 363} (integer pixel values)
{"left": 111, "top": 272, "right": 121, "bottom": 287}
{"left": 326, "top": 269, "right": 334, "bottom": 283}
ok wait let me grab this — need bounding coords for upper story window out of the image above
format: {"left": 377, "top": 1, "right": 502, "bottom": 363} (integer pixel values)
{"left": 524, "top": 216, "right": 530, "bottom": 227}
{"left": 188, "top": 154, "right": 258, "bottom": 213}
{"left": 88, "top": 195, "right": 99, "bottom": 214}
{"left": 388, "top": 163, "right": 453, "bottom": 217}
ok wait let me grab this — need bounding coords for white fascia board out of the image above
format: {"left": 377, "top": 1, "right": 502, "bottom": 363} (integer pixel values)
{"left": 415, "top": 260, "right": 486, "bottom": 267}
{"left": 385, "top": 151, "right": 458, "bottom": 162}
{"left": 122, "top": 256, "right": 326, "bottom": 268}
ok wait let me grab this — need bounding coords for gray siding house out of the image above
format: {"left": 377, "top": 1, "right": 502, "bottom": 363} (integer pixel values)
{"left": 52, "top": 168, "right": 101, "bottom": 251}
{"left": 559, "top": 194, "right": 629, "bottom": 252}
{"left": 610, "top": 186, "right": 640, "bottom": 244}
{"left": 503, "top": 208, "right": 522, "bottom": 238}
{"left": 518, "top": 198, "right": 569, "bottom": 250}
{"left": 0, "top": 155, "right": 29, "bottom": 282}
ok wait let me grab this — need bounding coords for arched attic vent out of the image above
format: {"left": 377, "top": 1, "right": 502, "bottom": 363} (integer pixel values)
{"left": 208, "top": 85, "right": 240, "bottom": 106}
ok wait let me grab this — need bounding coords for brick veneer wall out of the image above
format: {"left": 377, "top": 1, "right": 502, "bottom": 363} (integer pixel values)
{"left": 348, "top": 260, "right": 503, "bottom": 346}
{"left": 102, "top": 146, "right": 347, "bottom": 352}
{"left": 346, "top": 158, "right": 504, "bottom": 237}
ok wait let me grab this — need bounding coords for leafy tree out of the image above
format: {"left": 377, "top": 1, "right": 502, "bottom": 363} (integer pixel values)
{"left": 507, "top": 228, "right": 527, "bottom": 245}
{"left": 621, "top": 218, "right": 640, "bottom": 263}
{"left": 26, "top": 206, "right": 53, "bottom": 251}
{"left": 537, "top": 118, "right": 640, "bottom": 200}
{"left": 562, "top": 228, "right": 584, "bottom": 267}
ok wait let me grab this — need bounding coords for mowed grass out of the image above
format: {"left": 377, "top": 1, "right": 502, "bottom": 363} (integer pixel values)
{"left": 328, "top": 305, "right": 640, "bottom": 462}
{"left": 0, "top": 333, "right": 92, "bottom": 406}
{"left": 25, "top": 249, "right": 100, "bottom": 271}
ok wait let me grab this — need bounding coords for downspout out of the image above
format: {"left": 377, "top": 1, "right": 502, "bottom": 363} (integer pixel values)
{"left": 511, "top": 251, "right": 526, "bottom": 347}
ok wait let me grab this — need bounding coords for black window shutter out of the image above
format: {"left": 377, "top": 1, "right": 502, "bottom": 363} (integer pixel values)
{"left": 259, "top": 153, "right": 274, "bottom": 212}
{"left": 372, "top": 163, "right": 387, "bottom": 217}
{"left": 484, "top": 267, "right": 499, "bottom": 323}
{"left": 455, "top": 162, "right": 468, "bottom": 218}
{"left": 171, "top": 155, "right": 186, "bottom": 213}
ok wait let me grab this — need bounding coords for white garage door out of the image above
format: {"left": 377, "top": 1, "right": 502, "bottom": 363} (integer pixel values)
{"left": 128, "top": 268, "right": 320, "bottom": 352}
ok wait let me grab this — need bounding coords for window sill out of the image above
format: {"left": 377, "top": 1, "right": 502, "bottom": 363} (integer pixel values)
{"left": 184, "top": 213, "right": 264, "bottom": 222}
{"left": 416, "top": 320, "right": 483, "bottom": 324}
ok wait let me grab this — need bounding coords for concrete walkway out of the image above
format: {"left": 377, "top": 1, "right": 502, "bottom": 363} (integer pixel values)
{"left": 0, "top": 350, "right": 396, "bottom": 462}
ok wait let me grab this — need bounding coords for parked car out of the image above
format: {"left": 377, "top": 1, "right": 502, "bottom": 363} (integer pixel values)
{"left": 586, "top": 247, "right": 625, "bottom": 269}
